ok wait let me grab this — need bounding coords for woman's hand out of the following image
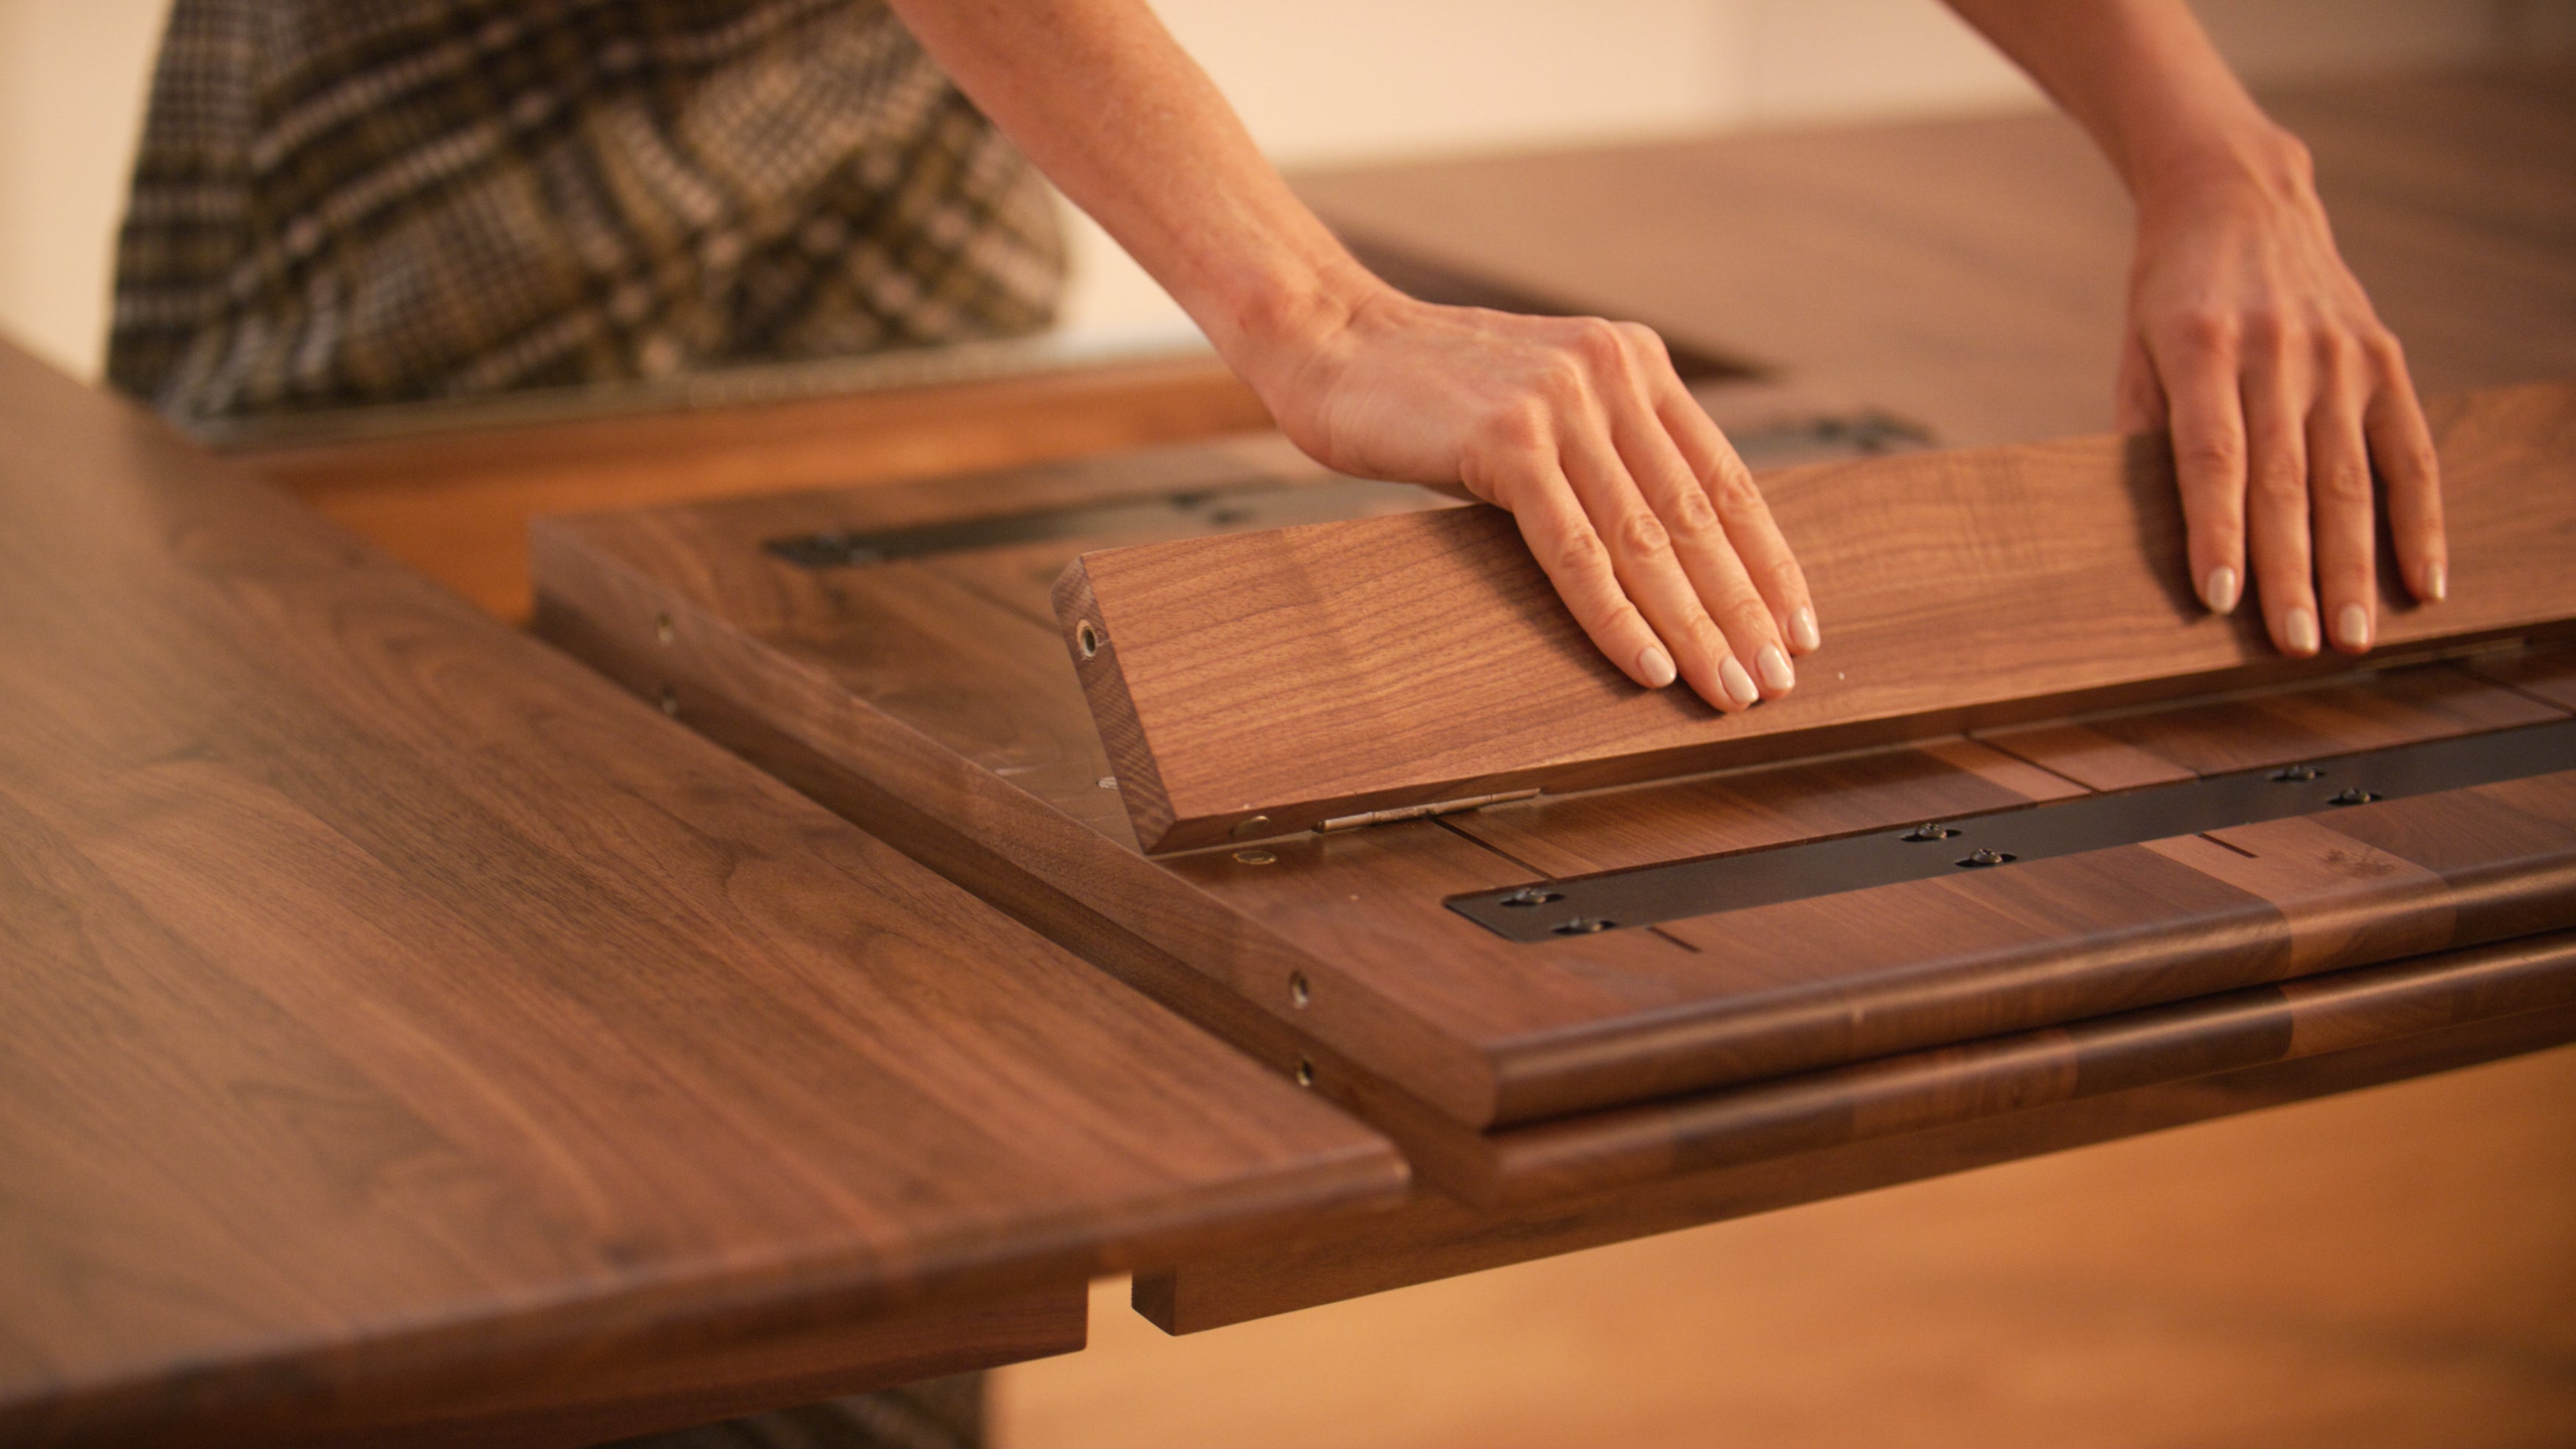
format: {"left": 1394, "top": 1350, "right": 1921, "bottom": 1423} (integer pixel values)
{"left": 1245, "top": 280, "right": 1818, "bottom": 712}
{"left": 2120, "top": 132, "right": 2446, "bottom": 656}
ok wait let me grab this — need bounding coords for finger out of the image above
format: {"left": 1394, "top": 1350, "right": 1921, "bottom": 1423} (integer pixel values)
{"left": 1487, "top": 450, "right": 1677, "bottom": 692}
{"left": 2115, "top": 330, "right": 2168, "bottom": 434}
{"left": 1555, "top": 413, "right": 1759, "bottom": 713}
{"left": 1601, "top": 372, "right": 1797, "bottom": 698}
{"left": 2308, "top": 344, "right": 2377, "bottom": 655}
{"left": 2243, "top": 341, "right": 2321, "bottom": 656}
{"left": 2152, "top": 320, "right": 2248, "bottom": 618}
{"left": 2361, "top": 331, "right": 2446, "bottom": 603}
{"left": 1650, "top": 372, "right": 1819, "bottom": 655}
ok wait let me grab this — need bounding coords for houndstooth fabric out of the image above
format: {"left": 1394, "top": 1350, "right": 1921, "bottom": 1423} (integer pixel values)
{"left": 107, "top": 0, "right": 1064, "bottom": 424}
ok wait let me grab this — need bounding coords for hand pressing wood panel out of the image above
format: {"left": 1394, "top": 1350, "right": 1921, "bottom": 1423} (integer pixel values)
{"left": 0, "top": 341, "right": 1403, "bottom": 1449}
{"left": 1057, "top": 382, "right": 2576, "bottom": 853}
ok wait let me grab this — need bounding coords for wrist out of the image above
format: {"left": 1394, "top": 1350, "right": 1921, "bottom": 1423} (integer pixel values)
{"left": 2128, "top": 116, "right": 2313, "bottom": 226}
{"left": 1198, "top": 244, "right": 1398, "bottom": 401}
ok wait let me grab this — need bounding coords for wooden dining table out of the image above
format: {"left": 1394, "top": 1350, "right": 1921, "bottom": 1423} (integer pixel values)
{"left": 6, "top": 58, "right": 2570, "bottom": 1449}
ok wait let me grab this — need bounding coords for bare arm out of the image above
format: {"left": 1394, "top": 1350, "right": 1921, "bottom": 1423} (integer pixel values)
{"left": 887, "top": 0, "right": 1817, "bottom": 710}
{"left": 1947, "top": 0, "right": 2446, "bottom": 656}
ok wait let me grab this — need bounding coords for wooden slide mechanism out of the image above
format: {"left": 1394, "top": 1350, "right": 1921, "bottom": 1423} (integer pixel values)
{"left": 1054, "top": 383, "right": 2576, "bottom": 854}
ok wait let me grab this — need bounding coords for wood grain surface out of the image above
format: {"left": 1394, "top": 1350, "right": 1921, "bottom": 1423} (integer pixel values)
{"left": 538, "top": 410, "right": 2576, "bottom": 1166}
{"left": 1136, "top": 985, "right": 2576, "bottom": 1333}
{"left": 239, "top": 352, "right": 1272, "bottom": 620}
{"left": 1292, "top": 64, "right": 2576, "bottom": 447}
{"left": 0, "top": 341, "right": 1403, "bottom": 1449}
{"left": 1058, "top": 383, "right": 2576, "bottom": 852}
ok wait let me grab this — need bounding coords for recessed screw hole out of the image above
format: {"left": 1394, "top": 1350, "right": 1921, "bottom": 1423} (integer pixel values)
{"left": 1294, "top": 1057, "right": 1315, "bottom": 1088}
{"left": 1234, "top": 849, "right": 1278, "bottom": 865}
{"left": 1075, "top": 620, "right": 1100, "bottom": 659}
{"left": 654, "top": 612, "right": 674, "bottom": 645}
{"left": 657, "top": 686, "right": 678, "bottom": 717}
{"left": 1289, "top": 972, "right": 1311, "bottom": 1008}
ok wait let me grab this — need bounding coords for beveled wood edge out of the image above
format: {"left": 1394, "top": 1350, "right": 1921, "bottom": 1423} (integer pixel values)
{"left": 18, "top": 1283, "right": 1086, "bottom": 1449}
{"left": 529, "top": 514, "right": 1501, "bottom": 1130}
{"left": 1133, "top": 996, "right": 2576, "bottom": 1335}
{"left": 1462, "top": 927, "right": 2576, "bottom": 1207}
{"left": 1064, "top": 386, "right": 2576, "bottom": 854}
{"left": 1051, "top": 556, "right": 1179, "bottom": 848}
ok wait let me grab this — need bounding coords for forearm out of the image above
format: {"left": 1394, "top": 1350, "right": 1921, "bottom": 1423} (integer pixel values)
{"left": 1941, "top": 0, "right": 2304, "bottom": 213}
{"left": 882, "top": 0, "right": 1381, "bottom": 390}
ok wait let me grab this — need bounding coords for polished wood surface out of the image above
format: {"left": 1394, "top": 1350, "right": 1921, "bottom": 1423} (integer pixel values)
{"left": 1008, "top": 1044, "right": 2576, "bottom": 1449}
{"left": 1133, "top": 999, "right": 2576, "bottom": 1333}
{"left": 1056, "top": 383, "right": 2576, "bottom": 852}
{"left": 0, "top": 341, "right": 1401, "bottom": 1448}
{"left": 238, "top": 352, "right": 1271, "bottom": 620}
{"left": 533, "top": 410, "right": 2576, "bottom": 1168}
{"left": 1292, "top": 65, "right": 2576, "bottom": 447}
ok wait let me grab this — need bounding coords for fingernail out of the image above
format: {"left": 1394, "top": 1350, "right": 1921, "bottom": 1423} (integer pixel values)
{"left": 2203, "top": 566, "right": 2239, "bottom": 615}
{"left": 1757, "top": 643, "right": 1796, "bottom": 693}
{"left": 2336, "top": 603, "right": 2371, "bottom": 651}
{"left": 1638, "top": 643, "right": 1677, "bottom": 689}
{"left": 1719, "top": 656, "right": 1759, "bottom": 707}
{"left": 2285, "top": 607, "right": 2320, "bottom": 656}
{"left": 2424, "top": 561, "right": 2447, "bottom": 602}
{"left": 1790, "top": 606, "right": 1821, "bottom": 652}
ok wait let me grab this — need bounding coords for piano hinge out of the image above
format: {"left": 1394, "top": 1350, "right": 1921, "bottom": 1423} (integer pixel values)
{"left": 1316, "top": 788, "right": 1540, "bottom": 833}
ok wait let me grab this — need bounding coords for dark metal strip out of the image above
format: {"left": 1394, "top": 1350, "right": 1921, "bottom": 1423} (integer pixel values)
{"left": 760, "top": 414, "right": 1933, "bottom": 569}
{"left": 1446, "top": 717, "right": 2576, "bottom": 942}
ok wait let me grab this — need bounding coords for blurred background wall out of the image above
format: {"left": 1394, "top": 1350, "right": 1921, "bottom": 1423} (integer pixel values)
{"left": 1, "top": 0, "right": 2569, "bottom": 381}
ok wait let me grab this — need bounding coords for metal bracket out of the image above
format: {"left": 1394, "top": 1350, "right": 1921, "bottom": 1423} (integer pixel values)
{"left": 1447, "top": 716, "right": 2576, "bottom": 941}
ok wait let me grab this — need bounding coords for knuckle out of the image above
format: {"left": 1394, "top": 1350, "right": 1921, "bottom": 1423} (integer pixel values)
{"left": 2313, "top": 461, "right": 2374, "bottom": 509}
{"left": 1567, "top": 317, "right": 1630, "bottom": 371}
{"left": 2176, "top": 432, "right": 2246, "bottom": 479}
{"left": 2168, "top": 308, "right": 2238, "bottom": 355}
{"left": 1665, "top": 485, "right": 1721, "bottom": 541}
{"left": 1552, "top": 525, "right": 1615, "bottom": 585}
{"left": 2248, "top": 461, "right": 2308, "bottom": 508}
{"left": 1615, "top": 507, "right": 1672, "bottom": 558}
{"left": 1478, "top": 400, "right": 1549, "bottom": 453}
{"left": 1705, "top": 459, "right": 1765, "bottom": 513}
{"left": 1616, "top": 320, "right": 1670, "bottom": 365}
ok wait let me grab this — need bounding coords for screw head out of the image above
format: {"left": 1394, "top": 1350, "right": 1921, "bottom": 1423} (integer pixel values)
{"left": 1903, "top": 823, "right": 1958, "bottom": 842}
{"left": 1500, "top": 887, "right": 1565, "bottom": 908}
{"left": 1230, "top": 815, "right": 1273, "bottom": 838}
{"left": 1957, "top": 848, "right": 2016, "bottom": 868}
{"left": 1551, "top": 916, "right": 1616, "bottom": 935}
{"left": 2329, "top": 787, "right": 2381, "bottom": 806}
{"left": 2274, "top": 765, "right": 2324, "bottom": 783}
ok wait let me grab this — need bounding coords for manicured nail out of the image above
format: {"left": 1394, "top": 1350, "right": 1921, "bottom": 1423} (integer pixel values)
{"left": 2424, "top": 561, "right": 2447, "bottom": 602}
{"left": 1757, "top": 643, "right": 1796, "bottom": 693}
{"left": 2203, "top": 565, "right": 2240, "bottom": 615}
{"left": 1790, "top": 606, "right": 1822, "bottom": 652}
{"left": 2336, "top": 603, "right": 2371, "bottom": 651}
{"left": 1719, "top": 656, "right": 1759, "bottom": 707}
{"left": 1638, "top": 643, "right": 1677, "bottom": 689}
{"left": 2284, "top": 607, "right": 2320, "bottom": 656}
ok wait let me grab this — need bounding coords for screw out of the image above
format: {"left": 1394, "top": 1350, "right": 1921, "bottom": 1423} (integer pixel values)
{"left": 1903, "top": 823, "right": 1958, "bottom": 842}
{"left": 1230, "top": 815, "right": 1273, "bottom": 838}
{"left": 2273, "top": 765, "right": 2324, "bottom": 783}
{"left": 2329, "top": 787, "right": 2380, "bottom": 806}
{"left": 1499, "top": 887, "right": 1565, "bottom": 908}
{"left": 1552, "top": 916, "right": 1616, "bottom": 935}
{"left": 1957, "top": 848, "right": 2016, "bottom": 868}
{"left": 1097, "top": 776, "right": 1117, "bottom": 790}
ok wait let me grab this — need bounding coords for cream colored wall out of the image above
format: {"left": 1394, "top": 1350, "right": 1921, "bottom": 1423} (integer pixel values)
{"left": 0, "top": 0, "right": 2560, "bottom": 379}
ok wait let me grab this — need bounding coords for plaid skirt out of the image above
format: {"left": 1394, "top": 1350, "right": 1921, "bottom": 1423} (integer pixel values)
{"left": 107, "top": 0, "right": 1064, "bottom": 424}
